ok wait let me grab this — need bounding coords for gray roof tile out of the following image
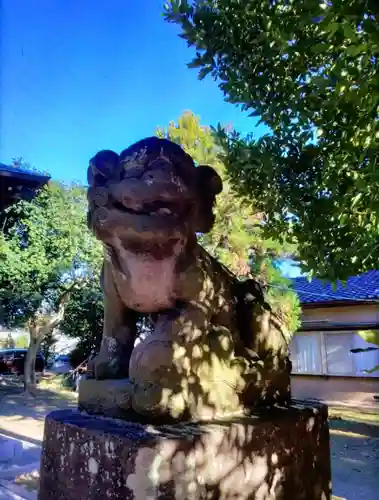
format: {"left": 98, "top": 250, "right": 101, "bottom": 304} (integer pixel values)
{"left": 291, "top": 270, "right": 379, "bottom": 304}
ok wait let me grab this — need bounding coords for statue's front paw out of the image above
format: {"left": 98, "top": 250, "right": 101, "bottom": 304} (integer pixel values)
{"left": 90, "top": 352, "right": 126, "bottom": 379}
{"left": 94, "top": 357, "right": 115, "bottom": 379}
{"left": 92, "top": 336, "right": 132, "bottom": 379}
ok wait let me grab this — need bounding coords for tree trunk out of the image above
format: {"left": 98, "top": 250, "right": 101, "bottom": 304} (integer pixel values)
{"left": 23, "top": 281, "right": 79, "bottom": 393}
{"left": 24, "top": 334, "right": 42, "bottom": 392}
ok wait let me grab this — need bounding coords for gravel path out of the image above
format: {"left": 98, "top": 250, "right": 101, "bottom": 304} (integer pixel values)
{"left": 329, "top": 418, "right": 379, "bottom": 500}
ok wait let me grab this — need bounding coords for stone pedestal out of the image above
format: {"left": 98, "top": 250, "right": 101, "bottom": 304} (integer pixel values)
{"left": 38, "top": 401, "right": 331, "bottom": 500}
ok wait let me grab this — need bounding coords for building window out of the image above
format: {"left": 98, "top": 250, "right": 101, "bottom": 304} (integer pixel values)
{"left": 290, "top": 330, "right": 379, "bottom": 377}
{"left": 324, "top": 333, "right": 354, "bottom": 375}
{"left": 291, "top": 333, "right": 322, "bottom": 374}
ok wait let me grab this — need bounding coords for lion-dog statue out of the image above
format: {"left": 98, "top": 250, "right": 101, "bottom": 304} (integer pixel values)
{"left": 84, "top": 136, "right": 291, "bottom": 421}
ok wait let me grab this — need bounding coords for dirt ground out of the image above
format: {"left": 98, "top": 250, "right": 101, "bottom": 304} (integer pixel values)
{"left": 328, "top": 412, "right": 379, "bottom": 500}
{"left": 1, "top": 377, "right": 378, "bottom": 499}
{"left": 0, "top": 375, "right": 77, "bottom": 443}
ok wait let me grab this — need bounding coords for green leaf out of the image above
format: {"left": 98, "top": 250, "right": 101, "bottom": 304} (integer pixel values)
{"left": 342, "top": 22, "right": 358, "bottom": 42}
{"left": 346, "top": 44, "right": 366, "bottom": 57}
{"left": 187, "top": 57, "right": 203, "bottom": 69}
{"left": 362, "top": 365, "right": 379, "bottom": 374}
{"left": 351, "top": 192, "right": 362, "bottom": 207}
{"left": 198, "top": 66, "right": 212, "bottom": 80}
{"left": 326, "top": 22, "right": 340, "bottom": 36}
{"left": 357, "top": 330, "right": 379, "bottom": 346}
{"left": 310, "top": 43, "right": 329, "bottom": 54}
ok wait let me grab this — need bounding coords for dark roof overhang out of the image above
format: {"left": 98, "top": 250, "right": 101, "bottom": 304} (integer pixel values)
{"left": 0, "top": 163, "right": 50, "bottom": 211}
{"left": 301, "top": 299, "right": 379, "bottom": 309}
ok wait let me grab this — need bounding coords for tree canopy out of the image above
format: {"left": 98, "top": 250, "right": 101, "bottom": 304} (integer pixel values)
{"left": 0, "top": 181, "right": 101, "bottom": 327}
{"left": 157, "top": 111, "right": 300, "bottom": 332}
{"left": 0, "top": 180, "right": 102, "bottom": 387}
{"left": 164, "top": 0, "right": 379, "bottom": 281}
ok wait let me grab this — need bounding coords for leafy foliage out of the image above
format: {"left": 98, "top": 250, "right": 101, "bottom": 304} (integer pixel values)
{"left": 15, "top": 334, "right": 29, "bottom": 348}
{"left": 60, "top": 277, "right": 104, "bottom": 363}
{"left": 157, "top": 111, "right": 300, "bottom": 332}
{"left": 357, "top": 329, "right": 379, "bottom": 346}
{"left": 164, "top": 0, "right": 379, "bottom": 281}
{"left": 39, "top": 330, "right": 59, "bottom": 363}
{"left": 61, "top": 278, "right": 157, "bottom": 364}
{"left": 0, "top": 333, "right": 15, "bottom": 349}
{"left": 0, "top": 179, "right": 102, "bottom": 387}
{"left": 0, "top": 181, "right": 102, "bottom": 328}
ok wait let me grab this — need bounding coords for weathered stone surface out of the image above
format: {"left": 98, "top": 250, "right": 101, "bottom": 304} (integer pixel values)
{"left": 79, "top": 361, "right": 291, "bottom": 423}
{"left": 78, "top": 377, "right": 133, "bottom": 418}
{"left": 85, "top": 137, "right": 293, "bottom": 421}
{"left": 39, "top": 401, "right": 331, "bottom": 500}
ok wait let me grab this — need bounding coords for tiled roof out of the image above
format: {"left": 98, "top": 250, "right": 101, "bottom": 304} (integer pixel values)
{"left": 291, "top": 270, "right": 379, "bottom": 305}
{"left": 1, "top": 162, "right": 29, "bottom": 174}
{"left": 0, "top": 163, "right": 49, "bottom": 180}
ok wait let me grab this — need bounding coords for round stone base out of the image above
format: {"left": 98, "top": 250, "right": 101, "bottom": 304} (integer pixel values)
{"left": 38, "top": 401, "right": 332, "bottom": 500}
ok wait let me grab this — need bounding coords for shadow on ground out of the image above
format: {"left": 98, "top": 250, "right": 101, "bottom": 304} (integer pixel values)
{"left": 329, "top": 417, "right": 379, "bottom": 500}
{"left": 0, "top": 378, "right": 77, "bottom": 443}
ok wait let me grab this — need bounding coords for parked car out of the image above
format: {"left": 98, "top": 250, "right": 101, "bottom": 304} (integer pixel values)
{"left": 51, "top": 354, "right": 72, "bottom": 374}
{"left": 0, "top": 348, "right": 45, "bottom": 375}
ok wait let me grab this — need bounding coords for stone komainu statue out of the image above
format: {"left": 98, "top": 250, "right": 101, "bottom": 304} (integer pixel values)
{"left": 85, "top": 136, "right": 291, "bottom": 421}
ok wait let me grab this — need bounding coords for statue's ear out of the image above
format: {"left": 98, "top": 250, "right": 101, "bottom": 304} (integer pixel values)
{"left": 196, "top": 165, "right": 223, "bottom": 195}
{"left": 88, "top": 150, "right": 120, "bottom": 187}
{"left": 194, "top": 165, "right": 223, "bottom": 234}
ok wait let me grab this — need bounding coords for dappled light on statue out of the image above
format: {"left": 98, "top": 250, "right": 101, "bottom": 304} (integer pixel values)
{"left": 80, "top": 136, "right": 292, "bottom": 421}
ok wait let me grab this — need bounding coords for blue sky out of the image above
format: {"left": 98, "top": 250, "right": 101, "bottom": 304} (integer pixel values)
{"left": 1, "top": 0, "right": 301, "bottom": 277}
{"left": 1, "top": 0, "right": 268, "bottom": 185}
